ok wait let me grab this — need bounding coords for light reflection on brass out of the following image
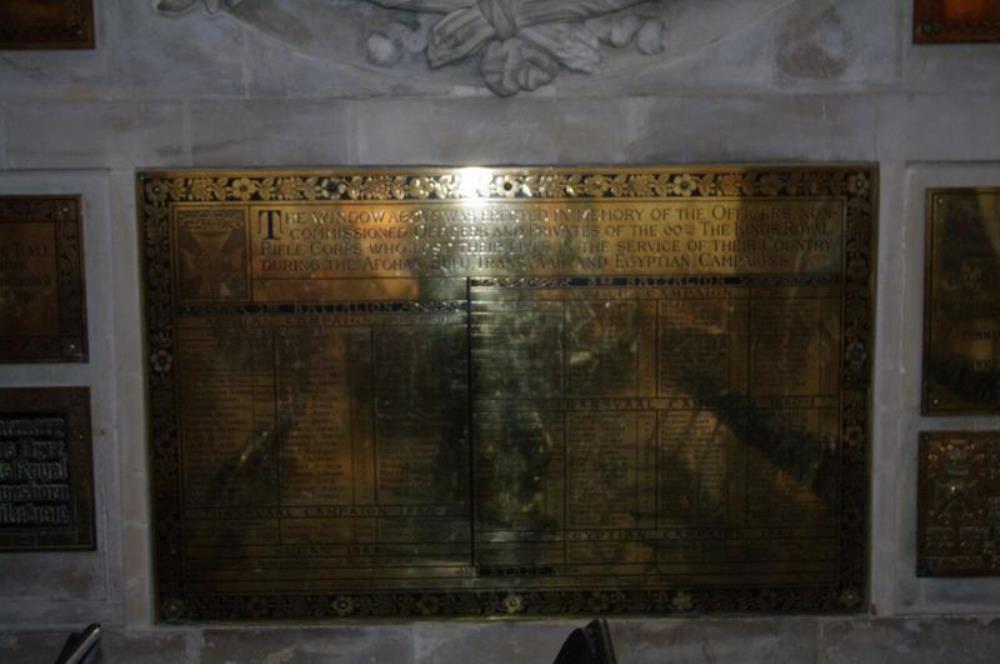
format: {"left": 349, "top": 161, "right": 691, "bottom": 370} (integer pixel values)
{"left": 140, "top": 166, "right": 874, "bottom": 621}
{"left": 923, "top": 188, "right": 1000, "bottom": 414}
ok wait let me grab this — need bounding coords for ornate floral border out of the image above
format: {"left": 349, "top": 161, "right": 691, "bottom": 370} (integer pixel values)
{"left": 139, "top": 166, "right": 875, "bottom": 622}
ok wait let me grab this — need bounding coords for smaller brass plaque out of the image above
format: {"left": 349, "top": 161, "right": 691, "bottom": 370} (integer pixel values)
{"left": 0, "top": 0, "right": 95, "bottom": 50}
{"left": 0, "top": 388, "right": 95, "bottom": 552}
{"left": 923, "top": 188, "right": 1000, "bottom": 414}
{"left": 919, "top": 431, "right": 1000, "bottom": 576}
{"left": 915, "top": 1, "right": 1000, "bottom": 43}
{"left": 0, "top": 195, "right": 87, "bottom": 363}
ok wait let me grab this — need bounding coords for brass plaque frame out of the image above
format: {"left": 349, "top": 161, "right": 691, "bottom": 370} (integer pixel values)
{"left": 0, "top": 0, "right": 95, "bottom": 50}
{"left": 0, "top": 195, "right": 88, "bottom": 363}
{"left": 922, "top": 188, "right": 1000, "bottom": 414}
{"left": 0, "top": 387, "right": 95, "bottom": 552}
{"left": 140, "top": 166, "right": 875, "bottom": 622}
{"left": 914, "top": 1, "right": 1000, "bottom": 43}
{"left": 918, "top": 431, "right": 1000, "bottom": 576}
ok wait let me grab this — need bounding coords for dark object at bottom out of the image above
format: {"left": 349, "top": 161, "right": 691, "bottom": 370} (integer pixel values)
{"left": 553, "top": 619, "right": 617, "bottom": 664}
{"left": 52, "top": 623, "right": 101, "bottom": 664}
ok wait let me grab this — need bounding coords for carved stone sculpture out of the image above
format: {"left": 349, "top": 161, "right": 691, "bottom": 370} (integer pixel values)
{"left": 153, "top": 0, "right": 666, "bottom": 96}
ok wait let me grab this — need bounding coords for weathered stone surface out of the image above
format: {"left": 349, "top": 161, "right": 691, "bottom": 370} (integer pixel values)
{"left": 414, "top": 621, "right": 575, "bottom": 664}
{"left": 0, "top": 105, "right": 7, "bottom": 170}
{"left": 612, "top": 619, "right": 819, "bottom": 664}
{"left": 97, "top": 630, "right": 190, "bottom": 664}
{"left": 0, "top": 48, "right": 108, "bottom": 102}
{"left": 0, "top": 554, "right": 108, "bottom": 601}
{"left": 201, "top": 627, "right": 413, "bottom": 663}
{"left": 111, "top": 0, "right": 245, "bottom": 98}
{"left": 0, "top": 629, "right": 189, "bottom": 664}
{"left": 820, "top": 619, "right": 1000, "bottom": 664}
{"left": 629, "top": 94, "right": 877, "bottom": 163}
{"left": 190, "top": 100, "right": 357, "bottom": 166}
{"left": 355, "top": 98, "right": 637, "bottom": 165}
{"left": 0, "top": 631, "right": 66, "bottom": 664}
{"left": 5, "top": 102, "right": 185, "bottom": 169}
{"left": 775, "top": 0, "right": 900, "bottom": 88}
{"left": 877, "top": 94, "right": 1000, "bottom": 162}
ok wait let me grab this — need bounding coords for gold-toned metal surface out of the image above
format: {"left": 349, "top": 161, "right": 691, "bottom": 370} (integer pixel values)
{"left": 914, "top": 0, "right": 1000, "bottom": 44}
{"left": 0, "top": 387, "right": 95, "bottom": 552}
{"left": 0, "top": 0, "right": 95, "bottom": 50}
{"left": 918, "top": 431, "right": 1000, "bottom": 576}
{"left": 923, "top": 188, "right": 1000, "bottom": 414}
{"left": 139, "top": 166, "right": 875, "bottom": 621}
{"left": 0, "top": 195, "right": 88, "bottom": 363}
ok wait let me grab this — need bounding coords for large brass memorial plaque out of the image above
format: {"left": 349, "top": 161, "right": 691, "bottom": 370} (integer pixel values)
{"left": 140, "top": 166, "right": 874, "bottom": 621}
{"left": 923, "top": 189, "right": 1000, "bottom": 414}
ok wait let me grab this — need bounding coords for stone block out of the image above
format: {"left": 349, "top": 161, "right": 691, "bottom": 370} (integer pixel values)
{"left": 355, "top": 97, "right": 638, "bottom": 166}
{"left": 94, "top": 629, "right": 190, "bottom": 664}
{"left": 612, "top": 618, "right": 819, "bottom": 664}
{"left": 200, "top": 627, "right": 413, "bottom": 664}
{"left": 0, "top": 631, "right": 66, "bottom": 664}
{"left": 0, "top": 629, "right": 189, "bottom": 664}
{"left": 414, "top": 621, "right": 575, "bottom": 664}
{"left": 628, "top": 94, "right": 877, "bottom": 163}
{"left": 110, "top": 0, "right": 245, "bottom": 99}
{"left": 190, "top": 100, "right": 357, "bottom": 166}
{"left": 820, "top": 619, "right": 1000, "bottom": 664}
{"left": 877, "top": 94, "right": 1000, "bottom": 162}
{"left": 5, "top": 102, "right": 185, "bottom": 169}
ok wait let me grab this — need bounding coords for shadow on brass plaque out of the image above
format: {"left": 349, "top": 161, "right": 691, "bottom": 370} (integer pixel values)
{"left": 0, "top": 387, "right": 95, "bottom": 552}
{"left": 923, "top": 188, "right": 1000, "bottom": 414}
{"left": 140, "top": 166, "right": 875, "bottom": 621}
{"left": 918, "top": 431, "right": 1000, "bottom": 576}
{"left": 0, "top": 195, "right": 88, "bottom": 363}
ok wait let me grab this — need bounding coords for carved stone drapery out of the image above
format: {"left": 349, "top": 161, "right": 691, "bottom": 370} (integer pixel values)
{"left": 153, "top": 0, "right": 666, "bottom": 96}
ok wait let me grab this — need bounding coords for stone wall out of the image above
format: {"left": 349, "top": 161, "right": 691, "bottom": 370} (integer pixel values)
{"left": 1, "top": 0, "right": 1000, "bottom": 661}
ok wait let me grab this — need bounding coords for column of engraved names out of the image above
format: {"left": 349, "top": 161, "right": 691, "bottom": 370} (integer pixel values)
{"left": 471, "top": 281, "right": 566, "bottom": 574}
{"left": 743, "top": 284, "right": 841, "bottom": 575}
{"left": 176, "top": 314, "right": 279, "bottom": 590}
{"left": 177, "top": 303, "right": 471, "bottom": 593}
{"left": 272, "top": 317, "right": 372, "bottom": 557}
{"left": 369, "top": 302, "right": 471, "bottom": 582}
{"left": 655, "top": 283, "right": 749, "bottom": 570}
{"left": 471, "top": 279, "right": 658, "bottom": 580}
